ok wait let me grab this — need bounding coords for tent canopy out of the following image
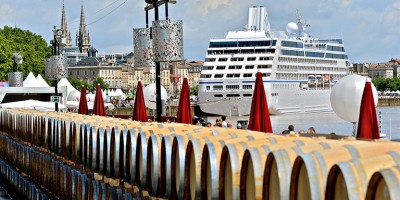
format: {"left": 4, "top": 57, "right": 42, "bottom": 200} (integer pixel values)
{"left": 0, "top": 99, "right": 67, "bottom": 111}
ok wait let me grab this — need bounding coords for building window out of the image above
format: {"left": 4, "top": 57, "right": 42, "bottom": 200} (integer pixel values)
{"left": 77, "top": 71, "right": 80, "bottom": 76}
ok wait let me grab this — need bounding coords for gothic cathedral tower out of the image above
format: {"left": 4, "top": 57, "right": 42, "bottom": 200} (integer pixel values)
{"left": 76, "top": 2, "right": 91, "bottom": 53}
{"left": 60, "top": 1, "right": 72, "bottom": 48}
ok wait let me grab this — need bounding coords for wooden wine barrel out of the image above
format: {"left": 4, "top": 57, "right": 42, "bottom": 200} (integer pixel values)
{"left": 325, "top": 151, "right": 400, "bottom": 200}
{"left": 260, "top": 139, "right": 353, "bottom": 200}
{"left": 365, "top": 166, "right": 400, "bottom": 200}
{"left": 159, "top": 135, "right": 174, "bottom": 198}
{"left": 289, "top": 141, "right": 400, "bottom": 200}
{"left": 110, "top": 124, "right": 127, "bottom": 179}
{"left": 125, "top": 127, "right": 138, "bottom": 184}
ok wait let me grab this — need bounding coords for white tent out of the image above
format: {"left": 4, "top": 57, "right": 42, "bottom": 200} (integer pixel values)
{"left": 0, "top": 99, "right": 67, "bottom": 111}
{"left": 36, "top": 74, "right": 50, "bottom": 87}
{"left": 58, "top": 78, "right": 77, "bottom": 96}
{"left": 23, "top": 72, "right": 40, "bottom": 87}
{"left": 66, "top": 101, "right": 114, "bottom": 110}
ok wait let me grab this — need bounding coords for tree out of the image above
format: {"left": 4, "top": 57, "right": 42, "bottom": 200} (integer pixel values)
{"left": 0, "top": 26, "right": 52, "bottom": 80}
{"left": 190, "top": 85, "right": 198, "bottom": 95}
{"left": 69, "top": 78, "right": 91, "bottom": 91}
{"left": 92, "top": 77, "right": 109, "bottom": 92}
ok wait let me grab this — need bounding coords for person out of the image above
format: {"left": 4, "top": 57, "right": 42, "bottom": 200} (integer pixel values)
{"left": 206, "top": 122, "right": 212, "bottom": 127}
{"left": 282, "top": 130, "right": 290, "bottom": 134}
{"left": 307, "top": 127, "right": 316, "bottom": 134}
{"left": 221, "top": 116, "right": 228, "bottom": 128}
{"left": 227, "top": 121, "right": 233, "bottom": 128}
{"left": 214, "top": 119, "right": 222, "bottom": 127}
{"left": 237, "top": 123, "right": 242, "bottom": 129}
{"left": 298, "top": 130, "right": 305, "bottom": 134}
{"left": 288, "top": 125, "right": 295, "bottom": 134}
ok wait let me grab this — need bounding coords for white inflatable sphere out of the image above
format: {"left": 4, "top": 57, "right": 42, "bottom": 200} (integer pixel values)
{"left": 143, "top": 83, "right": 168, "bottom": 109}
{"left": 67, "top": 90, "right": 81, "bottom": 101}
{"left": 286, "top": 22, "right": 298, "bottom": 35}
{"left": 330, "top": 75, "right": 378, "bottom": 123}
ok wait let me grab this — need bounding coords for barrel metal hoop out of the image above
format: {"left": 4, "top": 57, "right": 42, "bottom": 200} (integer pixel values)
{"left": 387, "top": 151, "right": 400, "bottom": 166}
{"left": 335, "top": 162, "right": 362, "bottom": 199}
{"left": 268, "top": 137, "right": 277, "bottom": 144}
{"left": 344, "top": 145, "right": 360, "bottom": 159}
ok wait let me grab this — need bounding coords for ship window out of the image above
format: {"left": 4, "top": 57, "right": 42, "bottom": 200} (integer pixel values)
{"left": 205, "top": 58, "right": 216, "bottom": 62}
{"left": 229, "top": 65, "right": 242, "bottom": 70}
{"left": 214, "top": 94, "right": 223, "bottom": 97}
{"left": 202, "top": 66, "right": 214, "bottom": 70}
{"left": 243, "top": 73, "right": 252, "bottom": 78}
{"left": 200, "top": 74, "right": 212, "bottom": 78}
{"left": 206, "top": 86, "right": 210, "bottom": 90}
{"left": 245, "top": 65, "right": 254, "bottom": 69}
{"left": 243, "top": 85, "right": 253, "bottom": 89}
{"left": 281, "top": 50, "right": 304, "bottom": 56}
{"left": 227, "top": 74, "right": 240, "bottom": 78}
{"left": 281, "top": 41, "right": 303, "bottom": 48}
{"left": 243, "top": 94, "right": 252, "bottom": 97}
{"left": 327, "top": 45, "right": 345, "bottom": 52}
{"left": 305, "top": 52, "right": 325, "bottom": 58}
{"left": 257, "top": 65, "right": 271, "bottom": 69}
{"left": 219, "top": 58, "right": 228, "bottom": 62}
{"left": 216, "top": 66, "right": 226, "bottom": 70}
{"left": 260, "top": 57, "right": 272, "bottom": 61}
{"left": 231, "top": 57, "right": 244, "bottom": 61}
{"left": 214, "top": 74, "right": 224, "bottom": 78}
{"left": 213, "top": 85, "right": 223, "bottom": 90}
{"left": 226, "top": 94, "right": 240, "bottom": 97}
{"left": 247, "top": 57, "right": 256, "bottom": 61}
{"left": 226, "top": 85, "right": 240, "bottom": 90}
{"left": 262, "top": 73, "right": 270, "bottom": 77}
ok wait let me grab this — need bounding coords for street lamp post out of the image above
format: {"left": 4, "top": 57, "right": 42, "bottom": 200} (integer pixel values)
{"left": 45, "top": 26, "right": 68, "bottom": 112}
{"left": 140, "top": 0, "right": 183, "bottom": 122}
{"left": 8, "top": 53, "right": 23, "bottom": 87}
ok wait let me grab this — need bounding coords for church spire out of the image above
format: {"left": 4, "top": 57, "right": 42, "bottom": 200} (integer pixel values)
{"left": 60, "top": 0, "right": 72, "bottom": 48}
{"left": 77, "top": 0, "right": 91, "bottom": 53}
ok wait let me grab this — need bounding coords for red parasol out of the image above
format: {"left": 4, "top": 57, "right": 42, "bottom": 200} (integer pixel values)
{"left": 93, "top": 84, "right": 106, "bottom": 116}
{"left": 356, "top": 79, "right": 380, "bottom": 139}
{"left": 248, "top": 72, "right": 273, "bottom": 132}
{"left": 78, "top": 85, "right": 88, "bottom": 115}
{"left": 132, "top": 81, "right": 148, "bottom": 122}
{"left": 176, "top": 78, "right": 192, "bottom": 124}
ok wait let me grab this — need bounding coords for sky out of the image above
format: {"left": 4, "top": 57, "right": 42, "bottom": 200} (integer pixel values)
{"left": 1, "top": 0, "right": 399, "bottom": 63}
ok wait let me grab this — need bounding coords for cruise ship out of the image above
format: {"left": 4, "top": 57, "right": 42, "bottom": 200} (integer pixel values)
{"left": 198, "top": 6, "right": 349, "bottom": 116}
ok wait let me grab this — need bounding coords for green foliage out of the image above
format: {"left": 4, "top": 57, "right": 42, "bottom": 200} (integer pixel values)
{"left": 0, "top": 26, "right": 52, "bottom": 80}
{"left": 69, "top": 78, "right": 92, "bottom": 91}
{"left": 372, "top": 77, "right": 400, "bottom": 91}
{"left": 92, "top": 77, "right": 109, "bottom": 92}
{"left": 190, "top": 85, "right": 199, "bottom": 95}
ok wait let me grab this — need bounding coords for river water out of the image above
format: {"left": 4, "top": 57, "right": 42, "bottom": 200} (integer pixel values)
{"left": 270, "top": 106, "right": 400, "bottom": 139}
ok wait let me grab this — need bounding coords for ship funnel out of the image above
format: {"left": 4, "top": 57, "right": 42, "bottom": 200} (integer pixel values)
{"left": 247, "top": 6, "right": 270, "bottom": 33}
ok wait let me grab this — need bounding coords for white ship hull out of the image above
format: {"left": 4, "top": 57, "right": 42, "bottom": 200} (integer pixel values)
{"left": 199, "top": 81, "right": 332, "bottom": 116}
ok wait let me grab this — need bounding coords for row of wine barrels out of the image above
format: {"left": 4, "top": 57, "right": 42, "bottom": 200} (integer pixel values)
{"left": 0, "top": 159, "right": 48, "bottom": 200}
{"left": 3, "top": 109, "right": 400, "bottom": 200}
{"left": 0, "top": 134, "right": 137, "bottom": 200}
